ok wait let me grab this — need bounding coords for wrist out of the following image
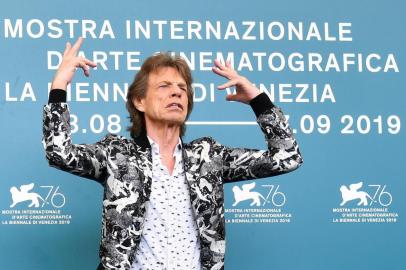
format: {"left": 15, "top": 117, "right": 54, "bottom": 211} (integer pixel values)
{"left": 247, "top": 90, "right": 261, "bottom": 101}
{"left": 242, "top": 77, "right": 261, "bottom": 101}
{"left": 51, "top": 78, "right": 68, "bottom": 90}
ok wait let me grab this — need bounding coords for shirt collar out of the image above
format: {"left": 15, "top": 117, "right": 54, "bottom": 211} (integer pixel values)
{"left": 146, "top": 135, "right": 182, "bottom": 152}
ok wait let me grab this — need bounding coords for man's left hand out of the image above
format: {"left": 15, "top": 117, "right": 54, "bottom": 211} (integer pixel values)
{"left": 212, "top": 59, "right": 261, "bottom": 104}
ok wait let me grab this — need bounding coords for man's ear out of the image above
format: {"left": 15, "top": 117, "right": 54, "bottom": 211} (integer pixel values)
{"left": 133, "top": 97, "right": 145, "bottom": 112}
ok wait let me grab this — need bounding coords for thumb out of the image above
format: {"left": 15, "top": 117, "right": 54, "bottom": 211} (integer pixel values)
{"left": 225, "top": 94, "right": 239, "bottom": 102}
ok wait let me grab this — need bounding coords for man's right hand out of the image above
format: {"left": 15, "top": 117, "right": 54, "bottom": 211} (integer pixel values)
{"left": 51, "top": 37, "right": 97, "bottom": 90}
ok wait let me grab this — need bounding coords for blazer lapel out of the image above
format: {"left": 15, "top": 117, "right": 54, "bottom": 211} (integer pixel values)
{"left": 133, "top": 132, "right": 153, "bottom": 200}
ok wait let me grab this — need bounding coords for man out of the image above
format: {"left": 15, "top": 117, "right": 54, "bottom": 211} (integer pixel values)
{"left": 42, "top": 37, "right": 303, "bottom": 270}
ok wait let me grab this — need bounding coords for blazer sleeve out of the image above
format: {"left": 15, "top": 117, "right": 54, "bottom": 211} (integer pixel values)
{"left": 219, "top": 92, "right": 304, "bottom": 183}
{"left": 42, "top": 100, "right": 111, "bottom": 185}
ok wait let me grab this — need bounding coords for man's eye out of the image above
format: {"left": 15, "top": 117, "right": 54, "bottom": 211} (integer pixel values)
{"left": 159, "top": 84, "right": 168, "bottom": 88}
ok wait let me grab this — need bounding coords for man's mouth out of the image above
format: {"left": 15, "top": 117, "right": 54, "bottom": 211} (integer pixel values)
{"left": 166, "top": 103, "right": 183, "bottom": 110}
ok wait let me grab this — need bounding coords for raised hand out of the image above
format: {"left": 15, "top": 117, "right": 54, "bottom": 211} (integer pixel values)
{"left": 51, "top": 37, "right": 97, "bottom": 90}
{"left": 212, "top": 59, "right": 261, "bottom": 104}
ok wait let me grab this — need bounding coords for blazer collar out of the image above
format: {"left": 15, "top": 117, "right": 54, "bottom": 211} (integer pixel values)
{"left": 133, "top": 130, "right": 151, "bottom": 151}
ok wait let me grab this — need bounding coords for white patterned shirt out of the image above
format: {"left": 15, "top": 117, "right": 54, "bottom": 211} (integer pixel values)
{"left": 131, "top": 136, "right": 202, "bottom": 270}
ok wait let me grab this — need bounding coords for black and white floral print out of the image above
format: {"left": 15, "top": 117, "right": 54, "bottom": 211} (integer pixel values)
{"left": 42, "top": 96, "right": 303, "bottom": 270}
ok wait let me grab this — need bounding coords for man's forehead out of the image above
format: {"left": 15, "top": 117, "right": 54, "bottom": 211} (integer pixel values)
{"left": 149, "top": 67, "right": 185, "bottom": 82}
{"left": 150, "top": 66, "right": 181, "bottom": 77}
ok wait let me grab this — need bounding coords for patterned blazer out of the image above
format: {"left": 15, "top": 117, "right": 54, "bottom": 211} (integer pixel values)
{"left": 42, "top": 92, "right": 303, "bottom": 270}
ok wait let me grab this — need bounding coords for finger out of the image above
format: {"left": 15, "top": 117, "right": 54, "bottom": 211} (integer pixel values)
{"left": 218, "top": 79, "right": 237, "bottom": 90}
{"left": 83, "top": 68, "right": 90, "bottom": 77}
{"left": 63, "top": 42, "right": 71, "bottom": 56}
{"left": 214, "top": 59, "right": 226, "bottom": 70}
{"left": 78, "top": 62, "right": 90, "bottom": 77}
{"left": 84, "top": 58, "right": 97, "bottom": 68}
{"left": 225, "top": 61, "right": 232, "bottom": 68}
{"left": 77, "top": 56, "right": 96, "bottom": 68}
{"left": 212, "top": 66, "right": 228, "bottom": 78}
{"left": 71, "top": 37, "right": 84, "bottom": 55}
{"left": 76, "top": 57, "right": 92, "bottom": 69}
{"left": 76, "top": 61, "right": 89, "bottom": 71}
{"left": 74, "top": 61, "right": 81, "bottom": 69}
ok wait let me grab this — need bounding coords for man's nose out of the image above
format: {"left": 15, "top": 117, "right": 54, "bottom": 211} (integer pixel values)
{"left": 170, "top": 85, "right": 183, "bottom": 97}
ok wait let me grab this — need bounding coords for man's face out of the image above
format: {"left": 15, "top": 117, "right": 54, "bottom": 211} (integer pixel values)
{"left": 134, "top": 67, "right": 189, "bottom": 128}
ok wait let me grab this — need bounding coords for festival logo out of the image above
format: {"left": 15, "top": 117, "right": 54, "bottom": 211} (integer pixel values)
{"left": 225, "top": 181, "right": 292, "bottom": 224}
{"left": 10, "top": 183, "right": 43, "bottom": 208}
{"left": 332, "top": 181, "right": 398, "bottom": 223}
{"left": 232, "top": 182, "right": 265, "bottom": 207}
{"left": 1, "top": 182, "right": 72, "bottom": 225}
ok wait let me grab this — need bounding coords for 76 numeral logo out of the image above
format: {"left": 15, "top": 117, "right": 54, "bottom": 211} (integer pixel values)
{"left": 368, "top": 185, "right": 392, "bottom": 206}
{"left": 261, "top": 185, "right": 286, "bottom": 207}
{"left": 39, "top": 186, "right": 66, "bottom": 208}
